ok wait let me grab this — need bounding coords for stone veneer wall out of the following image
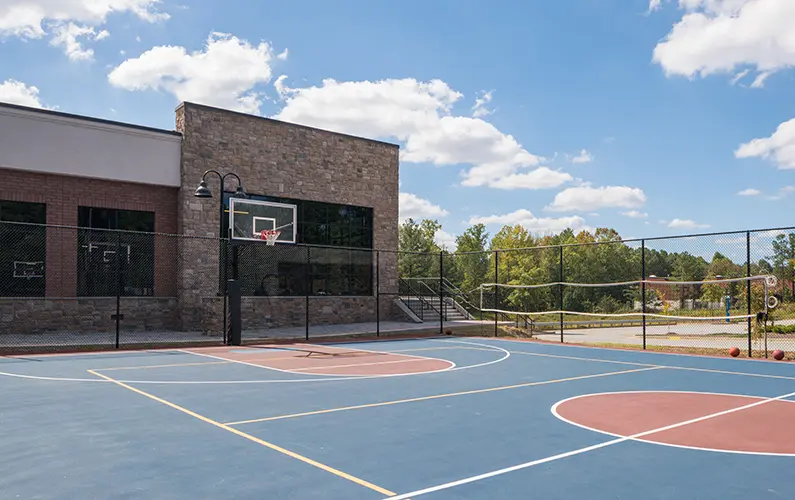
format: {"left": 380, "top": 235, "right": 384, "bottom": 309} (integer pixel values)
{"left": 175, "top": 102, "right": 403, "bottom": 333}
{"left": 0, "top": 297, "right": 180, "bottom": 335}
{"left": 197, "top": 296, "right": 384, "bottom": 334}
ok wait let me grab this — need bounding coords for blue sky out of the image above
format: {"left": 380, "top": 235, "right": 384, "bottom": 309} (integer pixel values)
{"left": 2, "top": 0, "right": 795, "bottom": 249}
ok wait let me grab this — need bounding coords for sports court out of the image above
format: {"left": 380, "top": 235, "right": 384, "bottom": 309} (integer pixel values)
{"left": 3, "top": 335, "right": 795, "bottom": 499}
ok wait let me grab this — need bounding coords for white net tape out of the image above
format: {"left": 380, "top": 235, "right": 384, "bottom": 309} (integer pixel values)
{"left": 477, "top": 274, "right": 779, "bottom": 321}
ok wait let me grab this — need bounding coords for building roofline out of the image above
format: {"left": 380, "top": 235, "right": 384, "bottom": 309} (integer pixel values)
{"left": 176, "top": 101, "right": 400, "bottom": 149}
{"left": 0, "top": 101, "right": 182, "bottom": 138}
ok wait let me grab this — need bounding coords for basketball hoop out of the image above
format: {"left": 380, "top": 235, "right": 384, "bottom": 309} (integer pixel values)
{"left": 259, "top": 229, "right": 281, "bottom": 246}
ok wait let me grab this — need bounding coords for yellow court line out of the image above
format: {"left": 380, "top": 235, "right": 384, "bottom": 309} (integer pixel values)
{"left": 224, "top": 366, "right": 662, "bottom": 426}
{"left": 88, "top": 369, "right": 396, "bottom": 497}
{"left": 93, "top": 361, "right": 233, "bottom": 372}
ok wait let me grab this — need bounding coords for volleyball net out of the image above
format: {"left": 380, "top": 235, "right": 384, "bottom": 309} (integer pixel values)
{"left": 477, "top": 274, "right": 779, "bottom": 322}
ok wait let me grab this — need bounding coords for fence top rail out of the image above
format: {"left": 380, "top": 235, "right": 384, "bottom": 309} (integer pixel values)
{"left": 448, "top": 225, "right": 795, "bottom": 256}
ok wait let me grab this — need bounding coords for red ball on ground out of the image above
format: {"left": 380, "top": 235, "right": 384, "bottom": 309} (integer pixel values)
{"left": 729, "top": 347, "right": 740, "bottom": 357}
{"left": 773, "top": 350, "right": 785, "bottom": 361}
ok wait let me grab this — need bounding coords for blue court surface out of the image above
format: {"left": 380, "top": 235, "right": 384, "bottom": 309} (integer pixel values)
{"left": 3, "top": 336, "right": 795, "bottom": 499}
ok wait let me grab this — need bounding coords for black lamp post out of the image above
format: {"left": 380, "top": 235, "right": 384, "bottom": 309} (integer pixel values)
{"left": 193, "top": 170, "right": 247, "bottom": 238}
{"left": 193, "top": 170, "right": 247, "bottom": 345}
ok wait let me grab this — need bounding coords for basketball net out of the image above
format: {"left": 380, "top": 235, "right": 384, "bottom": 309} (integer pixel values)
{"left": 259, "top": 229, "right": 281, "bottom": 246}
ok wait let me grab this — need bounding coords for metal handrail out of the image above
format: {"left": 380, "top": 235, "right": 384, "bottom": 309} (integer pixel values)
{"left": 398, "top": 278, "right": 444, "bottom": 320}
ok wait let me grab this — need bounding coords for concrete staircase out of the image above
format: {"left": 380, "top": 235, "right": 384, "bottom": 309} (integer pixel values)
{"left": 399, "top": 296, "right": 471, "bottom": 322}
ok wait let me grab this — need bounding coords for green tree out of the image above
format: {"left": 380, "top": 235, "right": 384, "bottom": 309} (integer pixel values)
{"left": 452, "top": 224, "right": 490, "bottom": 294}
{"left": 398, "top": 218, "right": 442, "bottom": 282}
{"left": 770, "top": 233, "right": 795, "bottom": 300}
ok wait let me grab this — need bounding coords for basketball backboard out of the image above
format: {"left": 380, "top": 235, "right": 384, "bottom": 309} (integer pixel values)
{"left": 229, "top": 198, "right": 297, "bottom": 243}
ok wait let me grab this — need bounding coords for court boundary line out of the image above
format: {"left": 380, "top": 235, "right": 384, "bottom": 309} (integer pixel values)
{"left": 87, "top": 369, "right": 397, "bottom": 497}
{"left": 288, "top": 357, "right": 454, "bottom": 373}
{"left": 384, "top": 388, "right": 795, "bottom": 499}
{"left": 431, "top": 339, "right": 795, "bottom": 381}
{"left": 2, "top": 337, "right": 792, "bottom": 384}
{"left": 175, "top": 349, "right": 358, "bottom": 378}
{"left": 223, "top": 366, "right": 662, "bottom": 426}
{"left": 551, "top": 389, "right": 795, "bottom": 457}
{"left": 93, "top": 361, "right": 233, "bottom": 371}
{"left": 176, "top": 348, "right": 458, "bottom": 378}
{"left": 481, "top": 336, "right": 794, "bottom": 365}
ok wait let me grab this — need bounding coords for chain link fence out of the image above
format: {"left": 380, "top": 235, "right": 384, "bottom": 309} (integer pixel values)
{"left": 3, "top": 220, "right": 795, "bottom": 359}
{"left": 0, "top": 221, "right": 227, "bottom": 353}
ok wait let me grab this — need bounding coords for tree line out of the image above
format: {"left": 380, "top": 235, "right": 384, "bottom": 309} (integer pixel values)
{"left": 398, "top": 218, "right": 795, "bottom": 316}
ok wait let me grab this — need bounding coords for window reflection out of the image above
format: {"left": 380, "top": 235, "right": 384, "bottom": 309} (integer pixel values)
{"left": 224, "top": 193, "right": 375, "bottom": 296}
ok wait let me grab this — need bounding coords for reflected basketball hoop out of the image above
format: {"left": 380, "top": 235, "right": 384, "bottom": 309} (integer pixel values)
{"left": 259, "top": 229, "right": 281, "bottom": 245}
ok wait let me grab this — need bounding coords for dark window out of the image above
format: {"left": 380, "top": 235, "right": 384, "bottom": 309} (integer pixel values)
{"left": 0, "top": 201, "right": 46, "bottom": 297}
{"left": 223, "top": 193, "right": 375, "bottom": 296}
{"left": 77, "top": 207, "right": 155, "bottom": 297}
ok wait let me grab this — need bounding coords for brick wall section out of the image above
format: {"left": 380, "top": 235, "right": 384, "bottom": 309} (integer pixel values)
{"left": 0, "top": 168, "right": 179, "bottom": 297}
{"left": 175, "top": 102, "right": 402, "bottom": 331}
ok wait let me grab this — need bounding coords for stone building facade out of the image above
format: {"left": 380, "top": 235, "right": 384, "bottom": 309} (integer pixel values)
{"left": 0, "top": 100, "right": 402, "bottom": 340}
{"left": 175, "top": 102, "right": 401, "bottom": 335}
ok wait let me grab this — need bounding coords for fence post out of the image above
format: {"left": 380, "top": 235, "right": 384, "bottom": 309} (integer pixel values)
{"left": 439, "top": 251, "right": 444, "bottom": 336}
{"left": 305, "top": 247, "right": 310, "bottom": 341}
{"left": 114, "top": 231, "right": 121, "bottom": 349}
{"left": 494, "top": 250, "right": 499, "bottom": 337}
{"left": 559, "top": 245, "right": 564, "bottom": 343}
{"left": 641, "top": 239, "right": 646, "bottom": 350}
{"left": 376, "top": 250, "right": 380, "bottom": 338}
{"left": 222, "top": 240, "right": 228, "bottom": 345}
{"left": 747, "top": 231, "right": 752, "bottom": 357}
{"left": 227, "top": 279, "right": 242, "bottom": 346}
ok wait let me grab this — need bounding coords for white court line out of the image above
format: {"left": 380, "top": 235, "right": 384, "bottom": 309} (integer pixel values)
{"left": 485, "top": 336, "right": 794, "bottom": 366}
{"left": 385, "top": 389, "right": 795, "bottom": 500}
{"left": 433, "top": 339, "right": 795, "bottom": 381}
{"left": 176, "top": 348, "right": 457, "bottom": 378}
{"left": 294, "top": 342, "right": 457, "bottom": 364}
{"left": 0, "top": 341, "right": 510, "bottom": 384}
{"left": 289, "top": 358, "right": 452, "bottom": 372}
{"left": 551, "top": 390, "right": 795, "bottom": 457}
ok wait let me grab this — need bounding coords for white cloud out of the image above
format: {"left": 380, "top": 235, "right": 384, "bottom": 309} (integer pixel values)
{"left": 0, "top": 79, "right": 46, "bottom": 108}
{"left": 735, "top": 118, "right": 795, "bottom": 169}
{"left": 621, "top": 210, "right": 649, "bottom": 218}
{"left": 398, "top": 192, "right": 449, "bottom": 222}
{"left": 667, "top": 218, "right": 711, "bottom": 229}
{"left": 730, "top": 68, "right": 750, "bottom": 85}
{"left": 737, "top": 188, "right": 761, "bottom": 196}
{"left": 546, "top": 186, "right": 647, "bottom": 212}
{"left": 469, "top": 209, "right": 589, "bottom": 234}
{"left": 49, "top": 22, "right": 108, "bottom": 61}
{"left": 471, "top": 90, "right": 493, "bottom": 118}
{"left": 0, "top": 0, "right": 167, "bottom": 59}
{"left": 274, "top": 77, "right": 555, "bottom": 190}
{"left": 766, "top": 185, "right": 795, "bottom": 200}
{"left": 649, "top": 0, "right": 663, "bottom": 11}
{"left": 108, "top": 32, "right": 281, "bottom": 114}
{"left": 435, "top": 229, "right": 457, "bottom": 250}
{"left": 276, "top": 48, "right": 288, "bottom": 61}
{"left": 652, "top": 0, "right": 795, "bottom": 86}
{"left": 485, "top": 167, "right": 572, "bottom": 190}
{"left": 570, "top": 149, "right": 594, "bottom": 164}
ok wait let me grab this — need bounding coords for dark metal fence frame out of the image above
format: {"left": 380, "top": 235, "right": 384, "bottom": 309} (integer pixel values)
{"left": 2, "top": 221, "right": 795, "bottom": 356}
